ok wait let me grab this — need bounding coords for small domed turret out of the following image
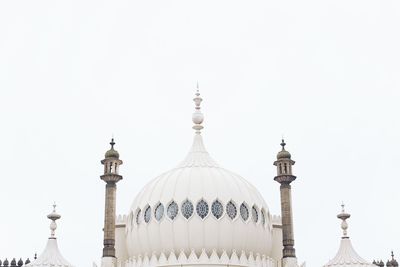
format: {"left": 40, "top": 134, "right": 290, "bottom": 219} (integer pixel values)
{"left": 105, "top": 138, "right": 119, "bottom": 159}
{"left": 277, "top": 139, "right": 291, "bottom": 159}
{"left": 17, "top": 258, "right": 23, "bottom": 267}
{"left": 4, "top": 259, "right": 9, "bottom": 267}
{"left": 388, "top": 252, "right": 398, "bottom": 267}
{"left": 10, "top": 258, "right": 16, "bottom": 267}
{"left": 24, "top": 259, "right": 30, "bottom": 265}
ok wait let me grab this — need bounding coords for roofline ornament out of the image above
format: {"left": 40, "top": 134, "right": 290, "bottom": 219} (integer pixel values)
{"left": 192, "top": 85, "right": 204, "bottom": 134}
{"left": 47, "top": 203, "right": 61, "bottom": 238}
{"left": 337, "top": 203, "right": 351, "bottom": 238}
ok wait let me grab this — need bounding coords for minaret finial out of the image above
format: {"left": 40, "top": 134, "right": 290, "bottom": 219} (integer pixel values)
{"left": 337, "top": 203, "right": 351, "bottom": 238}
{"left": 281, "top": 139, "right": 286, "bottom": 150}
{"left": 47, "top": 203, "right": 61, "bottom": 238}
{"left": 110, "top": 138, "right": 115, "bottom": 149}
{"left": 192, "top": 87, "right": 204, "bottom": 134}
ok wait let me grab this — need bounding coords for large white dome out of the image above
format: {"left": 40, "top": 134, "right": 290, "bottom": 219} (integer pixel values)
{"left": 125, "top": 133, "right": 273, "bottom": 260}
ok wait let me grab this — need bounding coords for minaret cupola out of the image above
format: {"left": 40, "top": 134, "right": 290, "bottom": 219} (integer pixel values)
{"left": 275, "top": 139, "right": 295, "bottom": 176}
{"left": 102, "top": 138, "right": 122, "bottom": 177}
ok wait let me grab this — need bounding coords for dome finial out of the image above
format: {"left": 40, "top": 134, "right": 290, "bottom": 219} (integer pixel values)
{"left": 110, "top": 137, "right": 115, "bottom": 149}
{"left": 47, "top": 202, "right": 61, "bottom": 238}
{"left": 192, "top": 86, "right": 204, "bottom": 134}
{"left": 337, "top": 203, "right": 351, "bottom": 238}
{"left": 281, "top": 139, "right": 286, "bottom": 150}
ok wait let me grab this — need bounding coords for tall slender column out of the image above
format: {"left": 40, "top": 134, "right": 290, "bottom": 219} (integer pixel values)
{"left": 274, "top": 140, "right": 297, "bottom": 259}
{"left": 100, "top": 139, "right": 123, "bottom": 259}
{"left": 103, "top": 183, "right": 117, "bottom": 257}
{"left": 279, "top": 182, "right": 295, "bottom": 258}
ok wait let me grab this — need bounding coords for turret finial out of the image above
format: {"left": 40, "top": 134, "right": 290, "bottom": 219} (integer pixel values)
{"left": 110, "top": 138, "right": 115, "bottom": 149}
{"left": 281, "top": 139, "right": 286, "bottom": 150}
{"left": 337, "top": 203, "right": 351, "bottom": 238}
{"left": 192, "top": 86, "right": 204, "bottom": 134}
{"left": 47, "top": 203, "right": 61, "bottom": 238}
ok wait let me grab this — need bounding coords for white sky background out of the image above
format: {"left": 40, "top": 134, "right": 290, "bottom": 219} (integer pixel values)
{"left": 0, "top": 0, "right": 399, "bottom": 266}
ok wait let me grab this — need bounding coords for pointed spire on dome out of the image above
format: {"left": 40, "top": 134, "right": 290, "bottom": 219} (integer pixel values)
{"left": 177, "top": 88, "right": 219, "bottom": 168}
{"left": 192, "top": 85, "right": 204, "bottom": 134}
{"left": 337, "top": 203, "right": 351, "bottom": 238}
{"left": 323, "top": 205, "right": 376, "bottom": 267}
{"left": 26, "top": 204, "right": 74, "bottom": 267}
{"left": 47, "top": 203, "right": 61, "bottom": 238}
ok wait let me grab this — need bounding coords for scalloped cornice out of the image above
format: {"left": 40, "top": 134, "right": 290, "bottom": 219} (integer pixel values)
{"left": 122, "top": 249, "right": 277, "bottom": 267}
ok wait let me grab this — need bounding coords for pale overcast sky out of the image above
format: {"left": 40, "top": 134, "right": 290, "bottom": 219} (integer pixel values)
{"left": 1, "top": 1, "right": 399, "bottom": 266}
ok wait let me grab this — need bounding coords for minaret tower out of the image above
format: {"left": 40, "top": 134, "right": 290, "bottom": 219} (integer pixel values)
{"left": 274, "top": 139, "right": 297, "bottom": 266}
{"left": 101, "top": 138, "right": 123, "bottom": 267}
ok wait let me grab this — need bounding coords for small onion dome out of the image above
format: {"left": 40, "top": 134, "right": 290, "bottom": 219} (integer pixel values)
{"left": 10, "top": 259, "right": 16, "bottom": 267}
{"left": 4, "top": 259, "right": 9, "bottom": 266}
{"left": 277, "top": 139, "right": 291, "bottom": 159}
{"left": 105, "top": 138, "right": 119, "bottom": 159}
{"left": 17, "top": 259, "right": 23, "bottom": 267}
{"left": 389, "top": 252, "right": 399, "bottom": 267}
{"left": 387, "top": 260, "right": 393, "bottom": 267}
{"left": 25, "top": 259, "right": 31, "bottom": 265}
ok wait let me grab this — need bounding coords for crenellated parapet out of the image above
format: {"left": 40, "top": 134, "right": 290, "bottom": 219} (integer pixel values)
{"left": 122, "top": 249, "right": 277, "bottom": 267}
{"left": 272, "top": 215, "right": 282, "bottom": 227}
{"left": 116, "top": 214, "right": 127, "bottom": 226}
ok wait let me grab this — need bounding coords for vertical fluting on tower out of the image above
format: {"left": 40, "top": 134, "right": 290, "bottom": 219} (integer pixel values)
{"left": 101, "top": 139, "right": 123, "bottom": 258}
{"left": 274, "top": 139, "right": 297, "bottom": 259}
